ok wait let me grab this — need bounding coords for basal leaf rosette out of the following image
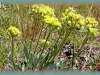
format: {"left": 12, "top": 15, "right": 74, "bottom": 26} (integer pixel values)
{"left": 32, "top": 4, "right": 55, "bottom": 17}
{"left": 8, "top": 26, "right": 21, "bottom": 37}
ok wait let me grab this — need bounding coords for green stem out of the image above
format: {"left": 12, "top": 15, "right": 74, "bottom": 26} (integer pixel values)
{"left": 71, "top": 33, "right": 89, "bottom": 71}
{"left": 44, "top": 27, "right": 63, "bottom": 64}
{"left": 43, "top": 26, "right": 48, "bottom": 38}
{"left": 11, "top": 36, "right": 15, "bottom": 70}
{"left": 42, "top": 27, "right": 73, "bottom": 70}
{"left": 40, "top": 28, "right": 63, "bottom": 71}
{"left": 52, "top": 27, "right": 73, "bottom": 60}
{"left": 33, "top": 28, "right": 52, "bottom": 71}
{"left": 29, "top": 17, "right": 37, "bottom": 56}
{"left": 33, "top": 23, "right": 44, "bottom": 54}
{"left": 72, "top": 43, "right": 75, "bottom": 71}
{"left": 76, "top": 33, "right": 89, "bottom": 58}
{"left": 71, "top": 33, "right": 89, "bottom": 72}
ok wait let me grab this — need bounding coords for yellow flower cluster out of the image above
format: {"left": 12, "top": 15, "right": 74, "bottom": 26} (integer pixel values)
{"left": 85, "top": 17, "right": 99, "bottom": 36}
{"left": 86, "top": 17, "right": 98, "bottom": 27}
{"left": 61, "top": 7, "right": 85, "bottom": 28}
{"left": 8, "top": 26, "right": 21, "bottom": 37}
{"left": 61, "top": 7, "right": 99, "bottom": 36}
{"left": 40, "top": 39, "right": 50, "bottom": 45}
{"left": 32, "top": 4, "right": 55, "bottom": 16}
{"left": 32, "top": 4, "right": 61, "bottom": 29}
{"left": 89, "top": 28, "right": 99, "bottom": 36}
{"left": 44, "top": 15, "right": 61, "bottom": 28}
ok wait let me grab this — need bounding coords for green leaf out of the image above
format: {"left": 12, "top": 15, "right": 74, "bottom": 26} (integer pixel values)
{"left": 8, "top": 52, "right": 13, "bottom": 62}
{"left": 24, "top": 44, "right": 29, "bottom": 60}
{"left": 15, "top": 65, "right": 20, "bottom": 71}
{"left": 5, "top": 63, "right": 14, "bottom": 70}
{"left": 48, "top": 64, "right": 56, "bottom": 69}
{"left": 59, "top": 61, "right": 67, "bottom": 70}
{"left": 28, "top": 53, "right": 34, "bottom": 69}
{"left": 39, "top": 53, "right": 50, "bottom": 68}
{"left": 79, "top": 29, "right": 88, "bottom": 33}
{"left": 47, "top": 61, "right": 55, "bottom": 69}
{"left": 26, "top": 10, "right": 34, "bottom": 16}
{"left": 44, "top": 53, "right": 49, "bottom": 63}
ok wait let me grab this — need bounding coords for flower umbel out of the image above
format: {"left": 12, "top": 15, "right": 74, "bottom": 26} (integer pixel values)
{"left": 86, "top": 17, "right": 98, "bottom": 27}
{"left": 44, "top": 15, "right": 61, "bottom": 28}
{"left": 32, "top": 4, "right": 55, "bottom": 16}
{"left": 89, "top": 28, "right": 99, "bottom": 36}
{"left": 61, "top": 7, "right": 86, "bottom": 28}
{"left": 40, "top": 39, "right": 50, "bottom": 46}
{"left": 8, "top": 26, "right": 21, "bottom": 37}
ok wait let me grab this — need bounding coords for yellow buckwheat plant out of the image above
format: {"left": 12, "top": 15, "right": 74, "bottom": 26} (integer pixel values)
{"left": 8, "top": 26, "right": 21, "bottom": 37}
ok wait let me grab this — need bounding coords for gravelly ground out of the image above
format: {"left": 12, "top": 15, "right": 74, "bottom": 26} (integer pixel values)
{"left": 60, "top": 36, "right": 100, "bottom": 72}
